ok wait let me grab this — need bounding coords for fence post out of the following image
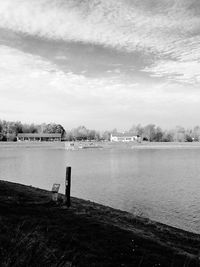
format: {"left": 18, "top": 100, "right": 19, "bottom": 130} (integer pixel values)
{"left": 65, "top": 166, "right": 71, "bottom": 207}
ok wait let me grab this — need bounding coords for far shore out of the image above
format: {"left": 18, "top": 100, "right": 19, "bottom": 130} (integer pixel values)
{"left": 130, "top": 141, "right": 200, "bottom": 149}
{"left": 0, "top": 180, "right": 200, "bottom": 266}
{"left": 1, "top": 140, "right": 200, "bottom": 150}
{"left": 0, "top": 141, "right": 64, "bottom": 149}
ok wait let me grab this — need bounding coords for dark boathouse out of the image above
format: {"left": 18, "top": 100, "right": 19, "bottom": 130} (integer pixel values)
{"left": 17, "top": 133, "right": 62, "bottom": 142}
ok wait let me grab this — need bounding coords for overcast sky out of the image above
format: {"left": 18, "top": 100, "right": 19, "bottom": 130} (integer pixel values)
{"left": 0, "top": 0, "right": 200, "bottom": 131}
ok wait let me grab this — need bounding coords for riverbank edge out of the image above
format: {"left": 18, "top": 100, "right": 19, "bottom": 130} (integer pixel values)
{"left": 1, "top": 141, "right": 200, "bottom": 150}
{"left": 0, "top": 180, "right": 200, "bottom": 266}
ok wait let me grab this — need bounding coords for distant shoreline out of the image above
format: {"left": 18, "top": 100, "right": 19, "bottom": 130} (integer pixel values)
{"left": 131, "top": 141, "right": 200, "bottom": 149}
{"left": 0, "top": 141, "right": 64, "bottom": 149}
{"left": 1, "top": 141, "right": 200, "bottom": 150}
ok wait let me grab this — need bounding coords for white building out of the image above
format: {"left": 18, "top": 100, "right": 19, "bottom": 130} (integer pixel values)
{"left": 110, "top": 133, "right": 139, "bottom": 142}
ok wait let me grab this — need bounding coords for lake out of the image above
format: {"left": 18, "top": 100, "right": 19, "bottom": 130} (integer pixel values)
{"left": 0, "top": 142, "right": 200, "bottom": 234}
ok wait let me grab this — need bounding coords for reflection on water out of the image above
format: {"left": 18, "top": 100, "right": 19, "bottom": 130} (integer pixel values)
{"left": 0, "top": 146, "right": 200, "bottom": 233}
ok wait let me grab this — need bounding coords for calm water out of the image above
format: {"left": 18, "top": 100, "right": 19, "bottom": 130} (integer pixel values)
{"left": 0, "top": 145, "right": 200, "bottom": 233}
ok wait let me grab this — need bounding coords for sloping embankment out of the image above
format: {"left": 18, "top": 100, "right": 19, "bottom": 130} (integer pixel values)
{"left": 0, "top": 180, "right": 200, "bottom": 266}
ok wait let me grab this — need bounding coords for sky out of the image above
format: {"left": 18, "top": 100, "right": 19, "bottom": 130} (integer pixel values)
{"left": 0, "top": 0, "right": 200, "bottom": 131}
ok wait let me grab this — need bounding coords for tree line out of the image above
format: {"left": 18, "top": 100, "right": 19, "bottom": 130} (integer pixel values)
{"left": 1, "top": 120, "right": 200, "bottom": 142}
{"left": 64, "top": 124, "right": 200, "bottom": 142}
{"left": 0, "top": 120, "right": 65, "bottom": 141}
{"left": 125, "top": 124, "right": 200, "bottom": 142}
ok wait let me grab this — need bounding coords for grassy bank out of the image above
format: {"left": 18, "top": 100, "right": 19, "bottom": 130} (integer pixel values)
{"left": 0, "top": 180, "right": 200, "bottom": 266}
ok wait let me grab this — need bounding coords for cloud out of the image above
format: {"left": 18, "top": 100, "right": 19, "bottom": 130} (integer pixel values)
{"left": 1, "top": 1, "right": 200, "bottom": 128}
{"left": 0, "top": 0, "right": 200, "bottom": 84}
{"left": 0, "top": 45, "right": 151, "bottom": 126}
{"left": 2, "top": 45, "right": 199, "bottom": 129}
{"left": 143, "top": 59, "right": 200, "bottom": 84}
{"left": 0, "top": 0, "right": 198, "bottom": 55}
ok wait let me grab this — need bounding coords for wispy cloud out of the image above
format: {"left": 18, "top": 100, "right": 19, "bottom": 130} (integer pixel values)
{"left": 1, "top": 1, "right": 200, "bottom": 128}
{"left": 0, "top": 0, "right": 199, "bottom": 54}
{"left": 0, "top": 0, "right": 200, "bottom": 83}
{"left": 2, "top": 45, "right": 199, "bottom": 129}
{"left": 143, "top": 59, "right": 200, "bottom": 84}
{"left": 0, "top": 45, "right": 149, "bottom": 127}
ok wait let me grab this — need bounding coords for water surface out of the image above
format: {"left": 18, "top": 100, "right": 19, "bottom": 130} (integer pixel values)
{"left": 0, "top": 144, "right": 200, "bottom": 233}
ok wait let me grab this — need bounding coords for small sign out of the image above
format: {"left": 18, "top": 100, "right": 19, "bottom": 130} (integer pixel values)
{"left": 52, "top": 183, "right": 60, "bottom": 193}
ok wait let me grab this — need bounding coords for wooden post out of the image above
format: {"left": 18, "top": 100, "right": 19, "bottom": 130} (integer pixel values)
{"left": 65, "top": 166, "right": 71, "bottom": 207}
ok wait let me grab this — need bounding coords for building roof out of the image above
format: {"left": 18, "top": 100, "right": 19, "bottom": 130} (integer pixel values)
{"left": 17, "top": 133, "right": 62, "bottom": 138}
{"left": 111, "top": 133, "right": 138, "bottom": 137}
